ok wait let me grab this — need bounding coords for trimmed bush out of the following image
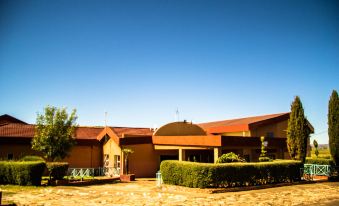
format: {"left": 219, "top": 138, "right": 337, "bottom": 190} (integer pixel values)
{"left": 0, "top": 161, "right": 46, "bottom": 185}
{"left": 21, "top": 155, "right": 45, "bottom": 162}
{"left": 259, "top": 156, "right": 271, "bottom": 162}
{"left": 46, "top": 162, "right": 69, "bottom": 180}
{"left": 216, "top": 152, "right": 244, "bottom": 163}
{"left": 160, "top": 160, "right": 302, "bottom": 188}
{"left": 305, "top": 157, "right": 334, "bottom": 166}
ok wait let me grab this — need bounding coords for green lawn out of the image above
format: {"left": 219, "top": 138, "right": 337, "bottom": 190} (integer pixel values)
{"left": 310, "top": 147, "right": 331, "bottom": 159}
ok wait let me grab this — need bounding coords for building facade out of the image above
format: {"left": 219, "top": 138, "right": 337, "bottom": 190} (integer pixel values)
{"left": 0, "top": 113, "right": 313, "bottom": 177}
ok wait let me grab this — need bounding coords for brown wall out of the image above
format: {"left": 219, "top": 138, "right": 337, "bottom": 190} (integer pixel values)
{"left": 0, "top": 143, "right": 40, "bottom": 160}
{"left": 0, "top": 141, "right": 102, "bottom": 168}
{"left": 127, "top": 144, "right": 159, "bottom": 177}
{"left": 64, "top": 145, "right": 102, "bottom": 168}
{"left": 250, "top": 120, "right": 288, "bottom": 137}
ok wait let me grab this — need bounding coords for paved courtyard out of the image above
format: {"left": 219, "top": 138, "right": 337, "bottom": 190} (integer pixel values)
{"left": 1, "top": 180, "right": 339, "bottom": 206}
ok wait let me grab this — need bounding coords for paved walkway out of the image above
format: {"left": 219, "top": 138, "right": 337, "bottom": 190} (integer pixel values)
{"left": 1, "top": 180, "right": 339, "bottom": 205}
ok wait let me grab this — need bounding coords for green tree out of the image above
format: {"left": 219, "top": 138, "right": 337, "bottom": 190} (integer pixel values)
{"left": 32, "top": 106, "right": 77, "bottom": 161}
{"left": 313, "top": 139, "right": 319, "bottom": 158}
{"left": 287, "top": 96, "right": 311, "bottom": 162}
{"left": 328, "top": 90, "right": 339, "bottom": 165}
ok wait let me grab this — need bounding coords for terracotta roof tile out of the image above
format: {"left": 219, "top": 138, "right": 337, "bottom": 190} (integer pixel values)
{"left": 199, "top": 113, "right": 290, "bottom": 133}
{"left": 110, "top": 127, "right": 153, "bottom": 138}
{"left": 0, "top": 123, "right": 104, "bottom": 140}
{"left": 0, "top": 123, "right": 34, "bottom": 138}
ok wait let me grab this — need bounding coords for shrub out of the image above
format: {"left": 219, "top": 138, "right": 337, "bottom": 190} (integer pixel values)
{"left": 160, "top": 160, "right": 302, "bottom": 188}
{"left": 216, "top": 152, "right": 245, "bottom": 163}
{"left": 21, "top": 155, "right": 45, "bottom": 162}
{"left": 0, "top": 161, "right": 46, "bottom": 185}
{"left": 259, "top": 156, "right": 271, "bottom": 162}
{"left": 305, "top": 157, "right": 334, "bottom": 166}
{"left": 46, "top": 162, "right": 69, "bottom": 180}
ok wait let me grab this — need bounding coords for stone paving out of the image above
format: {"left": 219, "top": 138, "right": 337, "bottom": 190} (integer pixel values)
{"left": 1, "top": 180, "right": 339, "bottom": 206}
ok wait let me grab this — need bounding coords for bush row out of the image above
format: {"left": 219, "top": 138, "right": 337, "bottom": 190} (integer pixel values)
{"left": 0, "top": 161, "right": 46, "bottom": 186}
{"left": 305, "top": 157, "right": 334, "bottom": 166}
{"left": 46, "top": 162, "right": 69, "bottom": 180}
{"left": 160, "top": 160, "right": 303, "bottom": 188}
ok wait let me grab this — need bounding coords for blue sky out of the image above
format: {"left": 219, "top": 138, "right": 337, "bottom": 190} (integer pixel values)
{"left": 0, "top": 0, "right": 338, "bottom": 143}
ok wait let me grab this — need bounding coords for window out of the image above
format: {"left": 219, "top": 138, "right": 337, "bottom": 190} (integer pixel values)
{"left": 114, "top": 155, "right": 120, "bottom": 169}
{"left": 266, "top": 132, "right": 274, "bottom": 138}
{"left": 103, "top": 154, "right": 109, "bottom": 167}
{"left": 7, "top": 153, "right": 13, "bottom": 160}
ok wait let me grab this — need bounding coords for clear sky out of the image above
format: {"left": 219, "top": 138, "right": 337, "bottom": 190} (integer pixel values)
{"left": 1, "top": 0, "right": 338, "bottom": 144}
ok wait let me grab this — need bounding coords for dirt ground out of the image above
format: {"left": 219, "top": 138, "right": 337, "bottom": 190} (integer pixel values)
{"left": 1, "top": 180, "right": 339, "bottom": 206}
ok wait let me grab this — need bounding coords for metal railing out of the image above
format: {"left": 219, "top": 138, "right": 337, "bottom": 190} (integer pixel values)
{"left": 301, "top": 164, "right": 332, "bottom": 180}
{"left": 67, "top": 167, "right": 120, "bottom": 179}
{"left": 102, "top": 167, "right": 120, "bottom": 177}
{"left": 67, "top": 168, "right": 95, "bottom": 179}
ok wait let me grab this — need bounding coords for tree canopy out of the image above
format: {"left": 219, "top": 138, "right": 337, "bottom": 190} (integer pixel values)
{"left": 286, "top": 96, "right": 311, "bottom": 163}
{"left": 328, "top": 90, "right": 339, "bottom": 165}
{"left": 32, "top": 106, "right": 77, "bottom": 161}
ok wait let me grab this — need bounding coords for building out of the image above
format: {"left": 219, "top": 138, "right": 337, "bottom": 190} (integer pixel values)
{"left": 0, "top": 113, "right": 313, "bottom": 177}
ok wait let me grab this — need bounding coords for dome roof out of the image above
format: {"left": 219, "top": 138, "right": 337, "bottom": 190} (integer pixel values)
{"left": 153, "top": 121, "right": 206, "bottom": 136}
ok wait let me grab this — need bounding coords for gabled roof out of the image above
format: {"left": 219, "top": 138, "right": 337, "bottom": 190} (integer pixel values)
{"left": 96, "top": 126, "right": 153, "bottom": 146}
{"left": 199, "top": 113, "right": 290, "bottom": 134}
{"left": 0, "top": 114, "right": 27, "bottom": 125}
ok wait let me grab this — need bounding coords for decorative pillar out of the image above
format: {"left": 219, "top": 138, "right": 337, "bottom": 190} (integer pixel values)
{"left": 179, "top": 148, "right": 185, "bottom": 161}
{"left": 214, "top": 147, "right": 220, "bottom": 163}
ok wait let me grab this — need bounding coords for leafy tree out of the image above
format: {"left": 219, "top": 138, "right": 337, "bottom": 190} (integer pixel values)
{"left": 32, "top": 106, "right": 77, "bottom": 161}
{"left": 313, "top": 139, "right": 319, "bottom": 158}
{"left": 287, "top": 96, "right": 311, "bottom": 163}
{"left": 328, "top": 90, "right": 339, "bottom": 165}
{"left": 122, "top": 148, "right": 134, "bottom": 174}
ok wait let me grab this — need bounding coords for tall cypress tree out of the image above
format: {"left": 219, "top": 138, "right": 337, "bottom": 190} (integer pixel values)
{"left": 328, "top": 90, "right": 339, "bottom": 165}
{"left": 287, "top": 96, "right": 310, "bottom": 162}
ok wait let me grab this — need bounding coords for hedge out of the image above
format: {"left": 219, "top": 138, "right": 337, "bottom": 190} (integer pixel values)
{"left": 160, "top": 160, "right": 303, "bottom": 188}
{"left": 0, "top": 161, "right": 46, "bottom": 185}
{"left": 46, "top": 162, "right": 69, "bottom": 180}
{"left": 21, "top": 155, "right": 45, "bottom": 162}
{"left": 305, "top": 157, "right": 334, "bottom": 166}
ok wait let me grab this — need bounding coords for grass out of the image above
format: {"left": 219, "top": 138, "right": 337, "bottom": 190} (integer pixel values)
{"left": 310, "top": 147, "right": 331, "bottom": 159}
{"left": 0, "top": 185, "right": 42, "bottom": 193}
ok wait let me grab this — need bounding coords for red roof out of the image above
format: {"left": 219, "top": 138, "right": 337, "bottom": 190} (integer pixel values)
{"left": 199, "top": 113, "right": 290, "bottom": 134}
{"left": 0, "top": 123, "right": 104, "bottom": 140}
{"left": 0, "top": 114, "right": 27, "bottom": 125}
{"left": 0, "top": 122, "right": 152, "bottom": 141}
{"left": 0, "top": 123, "right": 34, "bottom": 138}
{"left": 110, "top": 127, "right": 153, "bottom": 138}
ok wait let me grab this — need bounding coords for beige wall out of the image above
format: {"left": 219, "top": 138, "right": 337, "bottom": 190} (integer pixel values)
{"left": 102, "top": 137, "right": 121, "bottom": 168}
{"left": 250, "top": 120, "right": 288, "bottom": 138}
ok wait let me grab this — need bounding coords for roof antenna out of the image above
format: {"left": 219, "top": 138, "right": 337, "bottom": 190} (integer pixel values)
{"left": 175, "top": 108, "right": 179, "bottom": 122}
{"left": 105, "top": 111, "right": 107, "bottom": 127}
